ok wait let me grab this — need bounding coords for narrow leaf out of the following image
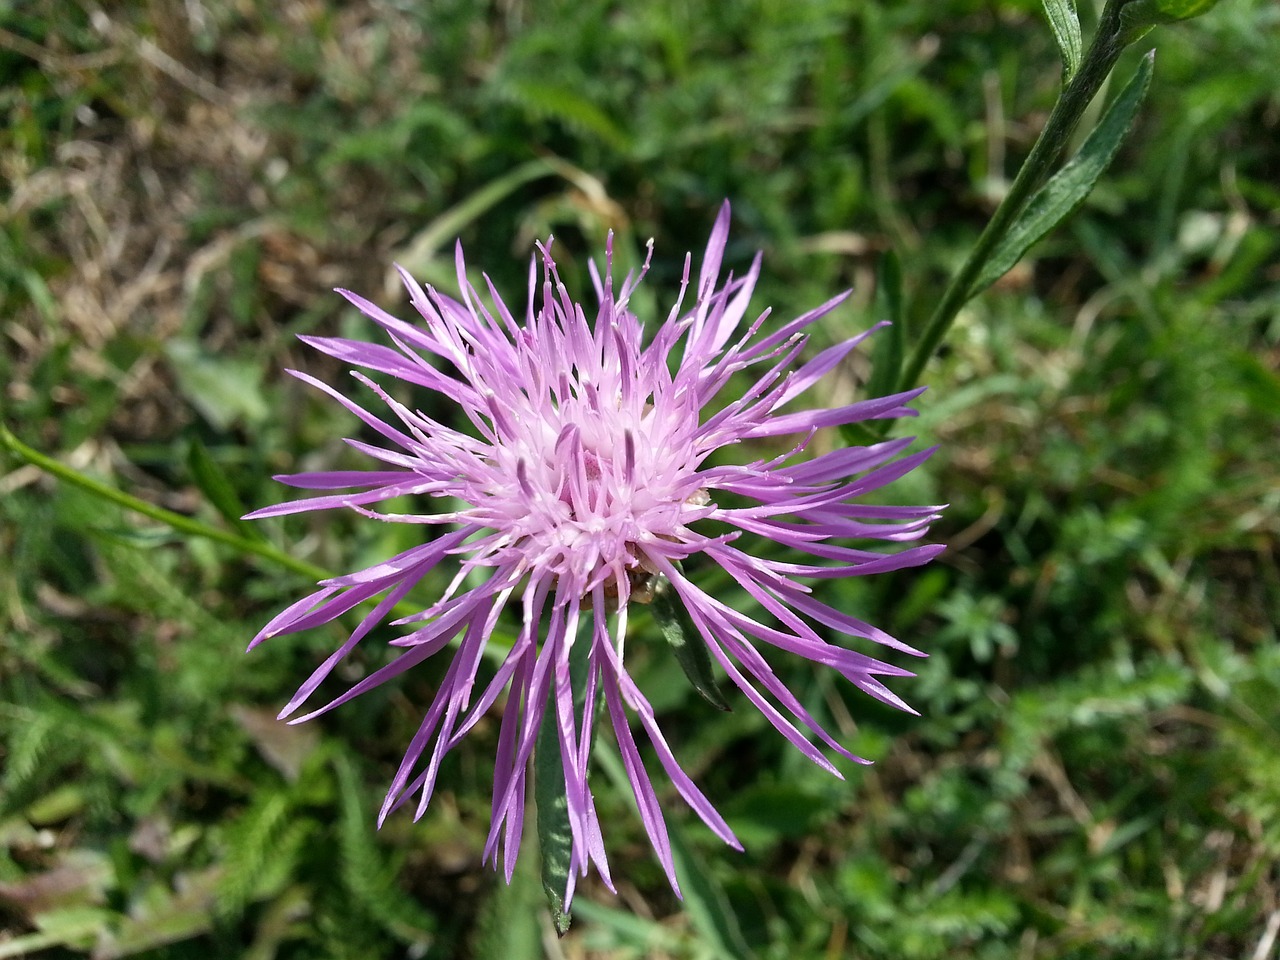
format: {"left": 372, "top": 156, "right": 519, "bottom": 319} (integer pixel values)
{"left": 971, "top": 51, "right": 1155, "bottom": 297}
{"left": 570, "top": 899, "right": 683, "bottom": 953}
{"left": 534, "top": 702, "right": 574, "bottom": 935}
{"left": 867, "top": 250, "right": 905, "bottom": 401}
{"left": 651, "top": 575, "right": 731, "bottom": 712}
{"left": 505, "top": 79, "right": 632, "bottom": 151}
{"left": 1120, "top": 0, "right": 1225, "bottom": 42}
{"left": 1041, "top": 0, "right": 1083, "bottom": 83}
{"left": 0, "top": 908, "right": 112, "bottom": 959}
{"left": 1153, "top": 0, "right": 1222, "bottom": 17}
{"left": 186, "top": 438, "right": 260, "bottom": 539}
{"left": 393, "top": 156, "right": 607, "bottom": 279}
{"left": 471, "top": 850, "right": 543, "bottom": 960}
{"left": 591, "top": 743, "right": 752, "bottom": 960}
{"left": 393, "top": 159, "right": 561, "bottom": 276}
{"left": 534, "top": 618, "right": 593, "bottom": 935}
{"left": 334, "top": 753, "right": 436, "bottom": 943}
{"left": 667, "top": 819, "right": 755, "bottom": 960}
{"left": 164, "top": 339, "right": 268, "bottom": 429}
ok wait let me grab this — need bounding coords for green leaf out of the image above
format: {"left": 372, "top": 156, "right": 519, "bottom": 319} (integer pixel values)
{"left": 164, "top": 340, "right": 269, "bottom": 430}
{"left": 471, "top": 853, "right": 543, "bottom": 960}
{"left": 534, "top": 705, "right": 574, "bottom": 936}
{"left": 215, "top": 789, "right": 294, "bottom": 920}
{"left": 722, "top": 780, "right": 839, "bottom": 845}
{"left": 1041, "top": 0, "right": 1083, "bottom": 83}
{"left": 504, "top": 79, "right": 632, "bottom": 151}
{"left": 21, "top": 267, "right": 58, "bottom": 323}
{"left": 1120, "top": 0, "right": 1226, "bottom": 42}
{"left": 970, "top": 51, "right": 1155, "bottom": 297}
{"left": 651, "top": 575, "right": 731, "bottom": 712}
{"left": 867, "top": 250, "right": 905, "bottom": 401}
{"left": 333, "top": 753, "right": 436, "bottom": 944}
{"left": 1231, "top": 349, "right": 1280, "bottom": 415}
{"left": 0, "top": 907, "right": 114, "bottom": 958}
{"left": 534, "top": 617, "right": 594, "bottom": 936}
{"left": 394, "top": 159, "right": 559, "bottom": 277}
{"left": 186, "top": 438, "right": 260, "bottom": 539}
{"left": 95, "top": 868, "right": 222, "bottom": 959}
{"left": 570, "top": 899, "right": 683, "bottom": 954}
{"left": 393, "top": 156, "right": 606, "bottom": 281}
{"left": 667, "top": 819, "right": 755, "bottom": 960}
{"left": 1, "top": 711, "right": 57, "bottom": 815}
{"left": 591, "top": 744, "right": 752, "bottom": 959}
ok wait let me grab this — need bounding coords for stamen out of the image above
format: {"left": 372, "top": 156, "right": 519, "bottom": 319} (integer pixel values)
{"left": 623, "top": 430, "right": 636, "bottom": 487}
{"left": 515, "top": 458, "right": 535, "bottom": 499}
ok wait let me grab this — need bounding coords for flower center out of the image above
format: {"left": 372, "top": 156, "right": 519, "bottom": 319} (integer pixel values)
{"left": 482, "top": 388, "right": 707, "bottom": 592}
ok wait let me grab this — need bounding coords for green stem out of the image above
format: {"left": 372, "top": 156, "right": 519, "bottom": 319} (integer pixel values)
{"left": 2, "top": 423, "right": 519, "bottom": 654}
{"left": 897, "top": 0, "right": 1139, "bottom": 393}
{"left": 1, "top": 423, "right": 330, "bottom": 583}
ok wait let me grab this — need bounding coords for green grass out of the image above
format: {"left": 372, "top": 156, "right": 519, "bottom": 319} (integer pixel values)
{"left": 2, "top": 1, "right": 1277, "bottom": 958}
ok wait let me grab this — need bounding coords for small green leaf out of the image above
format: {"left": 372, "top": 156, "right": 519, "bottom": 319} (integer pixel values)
{"left": 667, "top": 820, "right": 755, "bottom": 960}
{"left": 651, "top": 575, "right": 730, "bottom": 712}
{"left": 0, "top": 907, "right": 113, "bottom": 958}
{"left": 333, "top": 753, "right": 436, "bottom": 944}
{"left": 867, "top": 250, "right": 905, "bottom": 400}
{"left": 471, "top": 852, "right": 542, "bottom": 960}
{"left": 1041, "top": 0, "right": 1083, "bottom": 83}
{"left": 394, "top": 159, "right": 561, "bottom": 277}
{"left": 1120, "top": 0, "right": 1225, "bottom": 42}
{"left": 971, "top": 51, "right": 1155, "bottom": 297}
{"left": 505, "top": 80, "right": 632, "bottom": 152}
{"left": 95, "top": 868, "right": 222, "bottom": 958}
{"left": 534, "top": 618, "right": 593, "bottom": 935}
{"left": 164, "top": 340, "right": 268, "bottom": 430}
{"left": 570, "top": 899, "right": 683, "bottom": 952}
{"left": 21, "top": 268, "right": 58, "bottom": 323}
{"left": 215, "top": 789, "right": 292, "bottom": 920}
{"left": 590, "top": 744, "right": 752, "bottom": 958}
{"left": 1231, "top": 349, "right": 1280, "bottom": 415}
{"left": 394, "top": 156, "right": 606, "bottom": 281}
{"left": 534, "top": 708, "right": 574, "bottom": 936}
{"left": 186, "top": 438, "right": 259, "bottom": 539}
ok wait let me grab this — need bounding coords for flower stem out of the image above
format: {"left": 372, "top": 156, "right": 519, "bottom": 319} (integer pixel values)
{"left": 1, "top": 423, "right": 521, "bottom": 654}
{"left": 1, "top": 423, "right": 329, "bottom": 583}
{"left": 897, "top": 0, "right": 1139, "bottom": 393}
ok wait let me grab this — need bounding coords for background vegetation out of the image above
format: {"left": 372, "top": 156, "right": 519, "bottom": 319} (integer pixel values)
{"left": 2, "top": 0, "right": 1277, "bottom": 957}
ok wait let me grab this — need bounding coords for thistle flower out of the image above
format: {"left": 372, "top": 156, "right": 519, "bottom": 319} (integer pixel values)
{"left": 247, "top": 202, "right": 943, "bottom": 902}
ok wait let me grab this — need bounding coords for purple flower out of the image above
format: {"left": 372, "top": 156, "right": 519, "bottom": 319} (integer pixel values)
{"left": 247, "top": 202, "right": 942, "bottom": 902}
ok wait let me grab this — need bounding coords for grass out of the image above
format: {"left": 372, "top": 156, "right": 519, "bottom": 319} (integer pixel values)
{"left": 1, "top": 0, "right": 1277, "bottom": 957}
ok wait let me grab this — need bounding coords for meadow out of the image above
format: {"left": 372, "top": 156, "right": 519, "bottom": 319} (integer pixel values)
{"left": 1, "top": 1, "right": 1277, "bottom": 957}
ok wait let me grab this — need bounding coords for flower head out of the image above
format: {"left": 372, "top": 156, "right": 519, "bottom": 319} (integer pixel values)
{"left": 247, "top": 202, "right": 943, "bottom": 902}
